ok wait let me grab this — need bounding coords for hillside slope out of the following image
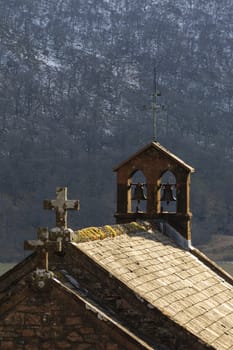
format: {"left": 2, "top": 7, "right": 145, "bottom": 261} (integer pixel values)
{"left": 0, "top": 0, "right": 232, "bottom": 259}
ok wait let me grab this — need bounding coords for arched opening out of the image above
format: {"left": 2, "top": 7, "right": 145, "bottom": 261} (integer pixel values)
{"left": 160, "top": 170, "right": 176, "bottom": 213}
{"left": 128, "top": 170, "right": 147, "bottom": 213}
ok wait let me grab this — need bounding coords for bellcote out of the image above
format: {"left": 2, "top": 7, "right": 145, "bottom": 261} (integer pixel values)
{"left": 114, "top": 141, "right": 194, "bottom": 242}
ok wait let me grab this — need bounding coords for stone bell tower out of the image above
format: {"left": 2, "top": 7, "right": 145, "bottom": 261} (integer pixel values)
{"left": 114, "top": 141, "right": 195, "bottom": 244}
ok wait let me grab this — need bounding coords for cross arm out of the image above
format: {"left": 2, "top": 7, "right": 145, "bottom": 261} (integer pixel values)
{"left": 24, "top": 239, "right": 44, "bottom": 251}
{"left": 65, "top": 200, "right": 80, "bottom": 210}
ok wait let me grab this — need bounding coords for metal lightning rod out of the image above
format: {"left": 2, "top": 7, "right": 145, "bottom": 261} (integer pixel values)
{"left": 153, "top": 67, "right": 157, "bottom": 140}
{"left": 152, "top": 66, "right": 161, "bottom": 141}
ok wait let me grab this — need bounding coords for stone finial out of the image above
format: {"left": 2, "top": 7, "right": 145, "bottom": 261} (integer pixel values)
{"left": 24, "top": 187, "right": 78, "bottom": 274}
{"left": 24, "top": 227, "right": 76, "bottom": 270}
{"left": 30, "top": 269, "right": 54, "bottom": 291}
{"left": 44, "top": 187, "right": 80, "bottom": 228}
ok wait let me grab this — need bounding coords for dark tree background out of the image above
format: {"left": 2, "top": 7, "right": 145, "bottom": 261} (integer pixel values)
{"left": 0, "top": 0, "right": 232, "bottom": 260}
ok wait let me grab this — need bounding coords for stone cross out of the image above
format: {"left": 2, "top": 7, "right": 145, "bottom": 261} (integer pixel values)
{"left": 44, "top": 187, "right": 80, "bottom": 228}
{"left": 24, "top": 228, "right": 50, "bottom": 271}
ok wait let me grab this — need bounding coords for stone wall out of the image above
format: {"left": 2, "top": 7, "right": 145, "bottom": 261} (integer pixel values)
{"left": 0, "top": 276, "right": 151, "bottom": 350}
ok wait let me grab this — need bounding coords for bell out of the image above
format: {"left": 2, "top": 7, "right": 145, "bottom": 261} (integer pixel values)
{"left": 131, "top": 183, "right": 146, "bottom": 213}
{"left": 161, "top": 183, "right": 176, "bottom": 205}
{"left": 132, "top": 183, "right": 147, "bottom": 201}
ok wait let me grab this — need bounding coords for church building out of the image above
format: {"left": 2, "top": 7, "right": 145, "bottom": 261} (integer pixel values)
{"left": 0, "top": 141, "right": 232, "bottom": 350}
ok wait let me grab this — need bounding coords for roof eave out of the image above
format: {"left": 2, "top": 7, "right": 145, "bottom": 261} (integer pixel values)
{"left": 113, "top": 141, "right": 195, "bottom": 173}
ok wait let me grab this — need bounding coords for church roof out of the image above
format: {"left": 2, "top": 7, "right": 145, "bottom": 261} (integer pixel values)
{"left": 113, "top": 141, "right": 195, "bottom": 173}
{"left": 1, "top": 222, "right": 232, "bottom": 349}
{"left": 72, "top": 223, "right": 233, "bottom": 350}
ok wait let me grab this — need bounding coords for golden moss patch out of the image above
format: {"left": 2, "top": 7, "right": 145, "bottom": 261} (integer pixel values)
{"left": 74, "top": 222, "right": 147, "bottom": 243}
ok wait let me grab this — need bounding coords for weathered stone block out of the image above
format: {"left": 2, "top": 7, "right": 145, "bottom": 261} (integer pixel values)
{"left": 79, "top": 327, "right": 94, "bottom": 335}
{"left": 0, "top": 340, "right": 15, "bottom": 349}
{"left": 76, "top": 345, "right": 91, "bottom": 350}
{"left": 83, "top": 333, "right": 99, "bottom": 343}
{"left": 41, "top": 341, "right": 52, "bottom": 349}
{"left": 56, "top": 340, "right": 71, "bottom": 349}
{"left": 3, "top": 313, "right": 24, "bottom": 326}
{"left": 67, "top": 331, "right": 83, "bottom": 342}
{"left": 65, "top": 316, "right": 82, "bottom": 326}
{"left": 24, "top": 313, "right": 41, "bottom": 325}
{"left": 22, "top": 329, "right": 35, "bottom": 337}
{"left": 25, "top": 344, "right": 38, "bottom": 350}
{"left": 106, "top": 344, "right": 118, "bottom": 350}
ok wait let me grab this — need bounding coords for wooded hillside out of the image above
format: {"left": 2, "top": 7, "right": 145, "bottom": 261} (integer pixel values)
{"left": 0, "top": 0, "right": 232, "bottom": 259}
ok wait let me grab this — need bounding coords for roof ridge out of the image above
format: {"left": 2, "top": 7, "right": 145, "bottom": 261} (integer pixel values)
{"left": 74, "top": 222, "right": 148, "bottom": 243}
